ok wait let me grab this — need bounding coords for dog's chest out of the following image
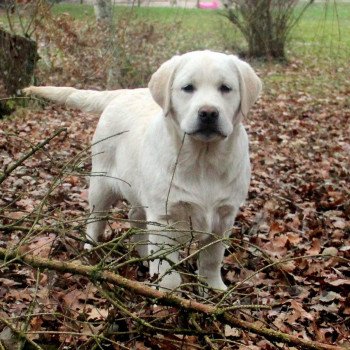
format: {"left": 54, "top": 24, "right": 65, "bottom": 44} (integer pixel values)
{"left": 172, "top": 168, "right": 232, "bottom": 205}
{"left": 169, "top": 197, "right": 234, "bottom": 234}
{"left": 174, "top": 151, "right": 242, "bottom": 198}
{"left": 167, "top": 166, "right": 238, "bottom": 228}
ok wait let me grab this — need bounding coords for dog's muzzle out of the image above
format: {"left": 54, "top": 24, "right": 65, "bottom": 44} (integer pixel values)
{"left": 189, "top": 106, "right": 225, "bottom": 141}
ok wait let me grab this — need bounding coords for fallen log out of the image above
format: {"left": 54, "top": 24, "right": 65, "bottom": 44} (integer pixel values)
{"left": 0, "top": 247, "right": 342, "bottom": 350}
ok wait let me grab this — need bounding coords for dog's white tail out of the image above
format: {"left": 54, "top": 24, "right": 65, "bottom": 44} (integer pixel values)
{"left": 23, "top": 86, "right": 121, "bottom": 114}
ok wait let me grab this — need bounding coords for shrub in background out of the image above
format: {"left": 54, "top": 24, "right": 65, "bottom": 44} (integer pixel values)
{"left": 224, "top": 0, "right": 314, "bottom": 60}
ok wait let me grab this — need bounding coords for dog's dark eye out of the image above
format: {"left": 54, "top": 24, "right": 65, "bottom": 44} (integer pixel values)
{"left": 219, "top": 84, "right": 232, "bottom": 93}
{"left": 182, "top": 84, "right": 195, "bottom": 93}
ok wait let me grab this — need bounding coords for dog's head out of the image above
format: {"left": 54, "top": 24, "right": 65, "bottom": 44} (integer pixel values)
{"left": 148, "top": 50, "right": 262, "bottom": 142}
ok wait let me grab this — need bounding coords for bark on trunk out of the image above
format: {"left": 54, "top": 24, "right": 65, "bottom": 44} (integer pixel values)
{"left": 93, "top": 0, "right": 120, "bottom": 88}
{"left": 0, "top": 28, "right": 38, "bottom": 95}
{"left": 93, "top": 0, "right": 112, "bottom": 23}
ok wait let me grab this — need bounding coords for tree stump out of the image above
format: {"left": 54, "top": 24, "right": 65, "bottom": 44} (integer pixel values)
{"left": 0, "top": 28, "right": 38, "bottom": 96}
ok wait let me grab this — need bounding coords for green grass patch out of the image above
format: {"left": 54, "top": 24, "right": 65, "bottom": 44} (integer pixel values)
{"left": 291, "top": 3, "right": 350, "bottom": 57}
{"left": 50, "top": 2, "right": 350, "bottom": 55}
{"left": 2, "top": 2, "right": 349, "bottom": 57}
{"left": 53, "top": 4, "right": 232, "bottom": 42}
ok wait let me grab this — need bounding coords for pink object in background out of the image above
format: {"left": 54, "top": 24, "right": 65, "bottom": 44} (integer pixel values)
{"left": 198, "top": 0, "right": 219, "bottom": 9}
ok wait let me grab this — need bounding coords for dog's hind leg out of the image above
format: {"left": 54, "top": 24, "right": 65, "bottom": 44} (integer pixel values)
{"left": 85, "top": 176, "right": 119, "bottom": 250}
{"left": 128, "top": 207, "right": 149, "bottom": 259}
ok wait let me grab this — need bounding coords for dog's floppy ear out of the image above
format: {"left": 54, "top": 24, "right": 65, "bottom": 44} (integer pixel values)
{"left": 148, "top": 55, "right": 181, "bottom": 116}
{"left": 231, "top": 56, "right": 262, "bottom": 117}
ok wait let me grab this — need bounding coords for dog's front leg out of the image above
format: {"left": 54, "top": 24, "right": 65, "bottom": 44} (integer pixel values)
{"left": 197, "top": 209, "right": 237, "bottom": 292}
{"left": 198, "top": 237, "right": 228, "bottom": 291}
{"left": 148, "top": 232, "right": 182, "bottom": 291}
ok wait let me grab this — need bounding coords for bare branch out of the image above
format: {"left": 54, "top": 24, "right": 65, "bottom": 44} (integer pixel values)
{"left": 0, "top": 128, "right": 67, "bottom": 185}
{"left": 0, "top": 247, "right": 343, "bottom": 350}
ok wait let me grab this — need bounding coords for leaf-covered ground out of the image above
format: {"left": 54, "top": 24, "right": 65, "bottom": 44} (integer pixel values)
{"left": 1, "top": 7, "right": 350, "bottom": 350}
{"left": 1, "top": 58, "right": 349, "bottom": 348}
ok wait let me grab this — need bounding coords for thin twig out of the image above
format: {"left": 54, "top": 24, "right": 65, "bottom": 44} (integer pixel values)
{"left": 217, "top": 253, "right": 349, "bottom": 306}
{"left": 220, "top": 304, "right": 271, "bottom": 312}
{"left": 165, "top": 132, "right": 186, "bottom": 224}
{"left": 0, "top": 128, "right": 67, "bottom": 185}
{"left": 190, "top": 315, "right": 219, "bottom": 350}
{"left": 0, "top": 316, "right": 43, "bottom": 350}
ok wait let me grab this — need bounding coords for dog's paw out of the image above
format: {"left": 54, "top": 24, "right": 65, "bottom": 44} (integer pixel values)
{"left": 157, "top": 271, "right": 182, "bottom": 292}
{"left": 210, "top": 280, "right": 228, "bottom": 292}
{"left": 199, "top": 277, "right": 227, "bottom": 296}
{"left": 209, "top": 280, "right": 227, "bottom": 292}
{"left": 84, "top": 243, "right": 94, "bottom": 251}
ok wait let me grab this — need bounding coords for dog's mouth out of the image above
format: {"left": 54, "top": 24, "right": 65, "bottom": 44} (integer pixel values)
{"left": 187, "top": 127, "right": 227, "bottom": 142}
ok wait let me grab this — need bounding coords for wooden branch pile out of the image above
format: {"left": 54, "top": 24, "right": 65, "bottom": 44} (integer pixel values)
{"left": 0, "top": 247, "right": 342, "bottom": 350}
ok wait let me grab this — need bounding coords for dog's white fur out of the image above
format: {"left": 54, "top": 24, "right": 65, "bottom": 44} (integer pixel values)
{"left": 24, "top": 50, "right": 261, "bottom": 291}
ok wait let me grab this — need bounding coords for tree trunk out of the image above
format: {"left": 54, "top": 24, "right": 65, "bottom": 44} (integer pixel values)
{"left": 93, "top": 0, "right": 112, "bottom": 22}
{"left": 93, "top": 0, "right": 120, "bottom": 89}
{"left": 0, "top": 28, "right": 38, "bottom": 95}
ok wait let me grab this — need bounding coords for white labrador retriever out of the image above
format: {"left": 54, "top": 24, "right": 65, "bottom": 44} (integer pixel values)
{"left": 24, "top": 50, "right": 261, "bottom": 292}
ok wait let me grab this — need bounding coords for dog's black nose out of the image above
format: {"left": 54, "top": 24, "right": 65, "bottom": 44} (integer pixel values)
{"left": 198, "top": 106, "right": 219, "bottom": 124}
